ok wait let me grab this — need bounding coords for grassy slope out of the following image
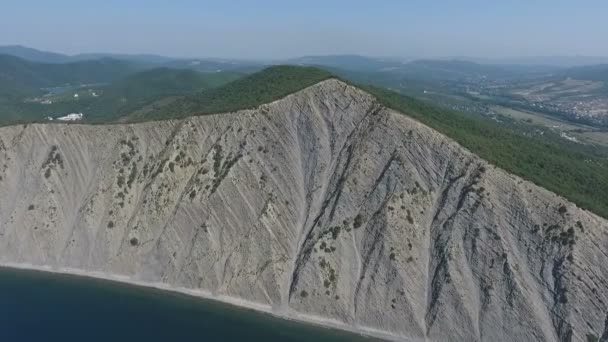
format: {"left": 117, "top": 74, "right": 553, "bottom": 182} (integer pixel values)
{"left": 364, "top": 85, "right": 608, "bottom": 218}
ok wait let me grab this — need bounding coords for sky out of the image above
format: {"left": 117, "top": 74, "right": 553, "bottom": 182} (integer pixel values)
{"left": 1, "top": 0, "right": 607, "bottom": 59}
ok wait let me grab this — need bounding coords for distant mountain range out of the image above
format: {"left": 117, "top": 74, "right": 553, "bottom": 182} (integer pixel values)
{"left": 288, "top": 55, "right": 608, "bottom": 84}
{"left": 0, "top": 51, "right": 255, "bottom": 102}
{"left": 0, "top": 45, "right": 176, "bottom": 64}
{"left": 293, "top": 56, "right": 563, "bottom": 86}
{"left": 5, "top": 45, "right": 608, "bottom": 68}
{"left": 3, "top": 46, "right": 608, "bottom": 96}
{"left": 2, "top": 45, "right": 608, "bottom": 129}
{"left": 0, "top": 45, "right": 262, "bottom": 71}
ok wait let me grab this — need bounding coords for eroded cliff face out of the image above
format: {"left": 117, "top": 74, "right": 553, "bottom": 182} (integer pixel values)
{"left": 0, "top": 79, "right": 607, "bottom": 341}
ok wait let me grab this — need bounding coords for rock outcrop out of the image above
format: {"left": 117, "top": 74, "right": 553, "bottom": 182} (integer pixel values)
{"left": 1, "top": 79, "right": 607, "bottom": 341}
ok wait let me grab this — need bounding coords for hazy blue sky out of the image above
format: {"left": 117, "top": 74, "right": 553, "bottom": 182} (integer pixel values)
{"left": 1, "top": 0, "right": 607, "bottom": 59}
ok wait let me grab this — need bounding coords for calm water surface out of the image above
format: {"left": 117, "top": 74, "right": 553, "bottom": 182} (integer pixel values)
{"left": 0, "top": 267, "right": 381, "bottom": 342}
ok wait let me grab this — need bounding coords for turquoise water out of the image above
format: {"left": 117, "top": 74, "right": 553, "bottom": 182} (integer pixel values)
{"left": 0, "top": 267, "right": 379, "bottom": 342}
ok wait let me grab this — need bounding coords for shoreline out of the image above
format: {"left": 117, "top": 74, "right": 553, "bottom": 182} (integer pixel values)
{"left": 0, "top": 262, "right": 401, "bottom": 342}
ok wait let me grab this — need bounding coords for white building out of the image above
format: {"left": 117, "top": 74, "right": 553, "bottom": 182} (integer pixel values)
{"left": 56, "top": 113, "right": 84, "bottom": 121}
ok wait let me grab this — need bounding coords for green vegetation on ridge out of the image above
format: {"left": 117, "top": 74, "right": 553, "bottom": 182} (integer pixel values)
{"left": 364, "top": 85, "right": 608, "bottom": 218}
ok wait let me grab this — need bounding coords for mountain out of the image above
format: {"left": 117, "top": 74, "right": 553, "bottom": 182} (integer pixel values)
{"left": 0, "top": 79, "right": 607, "bottom": 341}
{"left": 0, "top": 45, "right": 71, "bottom": 63}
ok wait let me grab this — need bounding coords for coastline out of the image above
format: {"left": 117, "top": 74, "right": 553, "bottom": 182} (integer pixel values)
{"left": 0, "top": 262, "right": 402, "bottom": 342}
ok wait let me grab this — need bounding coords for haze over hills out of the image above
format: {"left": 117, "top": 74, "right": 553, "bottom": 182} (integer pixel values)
{"left": 0, "top": 54, "right": 140, "bottom": 96}
{"left": 0, "top": 45, "right": 177, "bottom": 65}
{"left": 5, "top": 45, "right": 608, "bottom": 67}
{"left": 3, "top": 46, "right": 608, "bottom": 90}
{"left": 0, "top": 45, "right": 74, "bottom": 64}
{"left": 0, "top": 45, "right": 264, "bottom": 73}
{"left": 464, "top": 56, "right": 608, "bottom": 68}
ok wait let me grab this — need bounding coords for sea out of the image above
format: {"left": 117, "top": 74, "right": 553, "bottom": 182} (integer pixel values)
{"left": 0, "top": 267, "right": 380, "bottom": 342}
